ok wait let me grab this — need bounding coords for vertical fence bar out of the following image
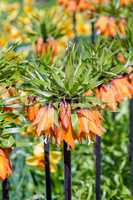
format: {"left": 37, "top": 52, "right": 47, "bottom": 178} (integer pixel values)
{"left": 130, "top": 99, "right": 133, "bottom": 196}
{"left": 91, "top": 19, "right": 102, "bottom": 200}
{"left": 44, "top": 140, "right": 52, "bottom": 200}
{"left": 2, "top": 179, "right": 9, "bottom": 200}
{"left": 64, "top": 142, "right": 71, "bottom": 200}
{"left": 91, "top": 21, "right": 95, "bottom": 43}
{"left": 95, "top": 136, "right": 101, "bottom": 200}
{"left": 72, "top": 11, "right": 78, "bottom": 43}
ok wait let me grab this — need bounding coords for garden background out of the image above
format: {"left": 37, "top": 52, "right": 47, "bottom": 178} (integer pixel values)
{"left": 0, "top": 0, "right": 132, "bottom": 200}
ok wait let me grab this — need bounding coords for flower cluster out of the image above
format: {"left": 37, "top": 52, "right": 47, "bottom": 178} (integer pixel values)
{"left": 96, "top": 17, "right": 126, "bottom": 37}
{"left": 96, "top": 75, "right": 133, "bottom": 112}
{"left": 25, "top": 71, "right": 133, "bottom": 149}
{"left": 58, "top": 0, "right": 95, "bottom": 12}
{"left": 26, "top": 102, "right": 104, "bottom": 149}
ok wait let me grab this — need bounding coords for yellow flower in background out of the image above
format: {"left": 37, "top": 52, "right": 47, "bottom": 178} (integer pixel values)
{"left": 77, "top": 15, "right": 91, "bottom": 36}
{"left": 0, "top": 1, "right": 90, "bottom": 50}
{"left": 6, "top": 3, "right": 20, "bottom": 13}
{"left": 61, "top": 13, "right": 90, "bottom": 39}
{"left": 0, "top": 2, "right": 19, "bottom": 13}
{"left": 10, "top": 27, "right": 21, "bottom": 40}
{"left": 58, "top": 13, "right": 91, "bottom": 51}
{"left": 24, "top": 6, "right": 33, "bottom": 14}
{"left": 24, "top": 0, "right": 35, "bottom": 4}
{"left": 0, "top": 38, "right": 6, "bottom": 47}
{"left": 18, "top": 16, "right": 31, "bottom": 25}
{"left": 26, "top": 143, "right": 61, "bottom": 173}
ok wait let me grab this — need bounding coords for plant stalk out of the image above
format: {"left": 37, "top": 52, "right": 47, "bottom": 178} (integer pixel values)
{"left": 2, "top": 179, "right": 9, "bottom": 200}
{"left": 44, "top": 140, "right": 52, "bottom": 200}
{"left": 95, "top": 136, "right": 101, "bottom": 200}
{"left": 64, "top": 142, "right": 71, "bottom": 200}
{"left": 72, "top": 11, "right": 77, "bottom": 42}
{"left": 130, "top": 99, "right": 133, "bottom": 196}
{"left": 91, "top": 21, "right": 95, "bottom": 43}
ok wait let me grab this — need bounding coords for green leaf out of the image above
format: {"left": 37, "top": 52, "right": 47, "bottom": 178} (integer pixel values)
{"left": 0, "top": 136, "right": 15, "bottom": 148}
{"left": 71, "top": 113, "right": 79, "bottom": 136}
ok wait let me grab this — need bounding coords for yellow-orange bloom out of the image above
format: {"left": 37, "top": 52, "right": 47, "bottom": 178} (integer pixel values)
{"left": 60, "top": 101, "right": 75, "bottom": 148}
{"left": 96, "top": 16, "right": 126, "bottom": 37}
{"left": 0, "top": 149, "right": 12, "bottom": 180}
{"left": 77, "top": 109, "right": 105, "bottom": 141}
{"left": 60, "top": 101, "right": 71, "bottom": 130}
{"left": 96, "top": 76, "right": 133, "bottom": 111}
{"left": 33, "top": 105, "right": 55, "bottom": 136}
{"left": 26, "top": 143, "right": 61, "bottom": 173}
{"left": 63, "top": 125, "right": 75, "bottom": 149}
{"left": 58, "top": 0, "right": 95, "bottom": 12}
{"left": 54, "top": 125, "right": 65, "bottom": 146}
{"left": 112, "top": 77, "right": 133, "bottom": 102}
{"left": 35, "top": 37, "right": 58, "bottom": 62}
{"left": 96, "top": 16, "right": 116, "bottom": 37}
{"left": 96, "top": 85, "right": 117, "bottom": 112}
{"left": 117, "top": 53, "right": 126, "bottom": 64}
{"left": 92, "top": 0, "right": 109, "bottom": 4}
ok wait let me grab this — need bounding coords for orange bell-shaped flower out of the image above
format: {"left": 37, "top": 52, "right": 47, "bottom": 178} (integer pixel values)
{"left": 77, "top": 109, "right": 105, "bottom": 139}
{"left": 0, "top": 149, "right": 12, "bottom": 180}
{"left": 112, "top": 77, "right": 133, "bottom": 103}
{"left": 96, "top": 85, "right": 117, "bottom": 112}
{"left": 60, "top": 101, "right": 71, "bottom": 130}
{"left": 33, "top": 105, "right": 55, "bottom": 136}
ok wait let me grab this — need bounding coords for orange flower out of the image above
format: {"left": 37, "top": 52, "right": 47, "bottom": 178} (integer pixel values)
{"left": 0, "top": 149, "right": 12, "bottom": 180}
{"left": 35, "top": 37, "right": 58, "bottom": 61}
{"left": 96, "top": 16, "right": 117, "bottom": 37}
{"left": 78, "top": 0, "right": 95, "bottom": 12}
{"left": 54, "top": 125, "right": 65, "bottom": 146}
{"left": 120, "top": 0, "right": 132, "bottom": 6}
{"left": 96, "top": 76, "right": 133, "bottom": 111}
{"left": 112, "top": 77, "right": 133, "bottom": 102}
{"left": 63, "top": 125, "right": 75, "bottom": 149}
{"left": 117, "top": 53, "right": 126, "bottom": 64}
{"left": 77, "top": 110, "right": 92, "bottom": 140}
{"left": 25, "top": 96, "right": 40, "bottom": 122}
{"left": 26, "top": 103, "right": 40, "bottom": 122}
{"left": 117, "top": 18, "right": 126, "bottom": 37}
{"left": 60, "top": 101, "right": 71, "bottom": 130}
{"left": 96, "top": 85, "right": 117, "bottom": 112}
{"left": 54, "top": 123, "right": 75, "bottom": 149}
{"left": 35, "top": 37, "right": 44, "bottom": 56}
{"left": 58, "top": 0, "right": 95, "bottom": 12}
{"left": 92, "top": 0, "right": 109, "bottom": 4}
{"left": 84, "top": 89, "right": 93, "bottom": 96}
{"left": 96, "top": 16, "right": 126, "bottom": 37}
{"left": 77, "top": 109, "right": 105, "bottom": 140}
{"left": 33, "top": 105, "right": 55, "bottom": 136}
{"left": 59, "top": 101, "right": 75, "bottom": 148}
